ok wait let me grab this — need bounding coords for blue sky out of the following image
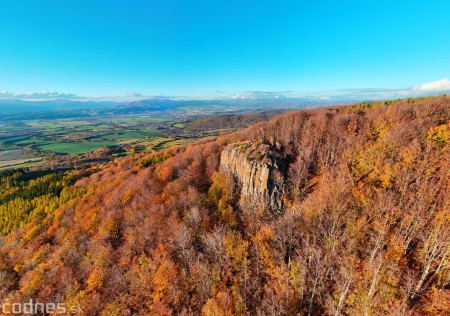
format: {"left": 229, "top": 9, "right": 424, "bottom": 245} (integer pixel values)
{"left": 0, "top": 0, "right": 449, "bottom": 100}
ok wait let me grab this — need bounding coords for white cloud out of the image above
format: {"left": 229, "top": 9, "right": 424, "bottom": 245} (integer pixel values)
{"left": 413, "top": 78, "right": 450, "bottom": 92}
{"left": 0, "top": 89, "right": 177, "bottom": 102}
{"left": 0, "top": 90, "right": 81, "bottom": 100}
{"left": 230, "top": 91, "right": 294, "bottom": 100}
{"left": 0, "top": 90, "right": 14, "bottom": 98}
{"left": 17, "top": 91, "right": 80, "bottom": 99}
{"left": 126, "top": 92, "right": 143, "bottom": 97}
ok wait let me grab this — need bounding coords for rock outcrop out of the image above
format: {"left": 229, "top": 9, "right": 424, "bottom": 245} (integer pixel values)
{"left": 220, "top": 141, "right": 285, "bottom": 213}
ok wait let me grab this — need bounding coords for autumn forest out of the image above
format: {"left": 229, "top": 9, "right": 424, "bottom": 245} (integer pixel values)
{"left": 1, "top": 96, "right": 450, "bottom": 315}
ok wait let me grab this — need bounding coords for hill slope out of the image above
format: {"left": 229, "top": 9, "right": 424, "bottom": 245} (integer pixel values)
{"left": 0, "top": 96, "right": 449, "bottom": 315}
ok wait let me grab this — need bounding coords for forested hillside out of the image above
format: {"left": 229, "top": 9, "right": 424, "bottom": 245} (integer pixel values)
{"left": 0, "top": 96, "right": 449, "bottom": 315}
{"left": 0, "top": 170, "right": 85, "bottom": 235}
{"left": 184, "top": 111, "right": 284, "bottom": 131}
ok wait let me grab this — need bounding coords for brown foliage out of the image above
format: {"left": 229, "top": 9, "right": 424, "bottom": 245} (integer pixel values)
{"left": 0, "top": 96, "right": 449, "bottom": 315}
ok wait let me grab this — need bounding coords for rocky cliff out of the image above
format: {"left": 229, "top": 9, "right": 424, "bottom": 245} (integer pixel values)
{"left": 220, "top": 141, "right": 285, "bottom": 213}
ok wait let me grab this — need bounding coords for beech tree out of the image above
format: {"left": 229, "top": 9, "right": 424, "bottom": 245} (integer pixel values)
{"left": 0, "top": 96, "right": 449, "bottom": 315}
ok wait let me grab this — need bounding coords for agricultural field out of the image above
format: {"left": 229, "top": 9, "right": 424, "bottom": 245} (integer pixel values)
{"left": 0, "top": 148, "right": 44, "bottom": 170}
{"left": 152, "top": 138, "right": 198, "bottom": 150}
{"left": 0, "top": 149, "right": 27, "bottom": 161}
{"left": 109, "top": 114, "right": 174, "bottom": 123}
{"left": 37, "top": 141, "right": 116, "bottom": 154}
{"left": 88, "top": 128, "right": 163, "bottom": 141}
{"left": 0, "top": 157, "right": 44, "bottom": 170}
{"left": 0, "top": 113, "right": 200, "bottom": 169}
{"left": 0, "top": 109, "right": 276, "bottom": 170}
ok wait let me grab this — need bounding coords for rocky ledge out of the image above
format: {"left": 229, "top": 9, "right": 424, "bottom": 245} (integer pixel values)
{"left": 220, "top": 141, "right": 285, "bottom": 213}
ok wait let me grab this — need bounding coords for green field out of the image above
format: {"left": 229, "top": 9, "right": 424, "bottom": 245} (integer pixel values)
{"left": 153, "top": 138, "right": 197, "bottom": 150}
{"left": 0, "top": 110, "right": 208, "bottom": 168}
{"left": 1, "top": 135, "right": 31, "bottom": 146}
{"left": 26, "top": 120, "right": 93, "bottom": 128}
{"left": 0, "top": 148, "right": 44, "bottom": 170}
{"left": 0, "top": 158, "right": 44, "bottom": 170}
{"left": 110, "top": 115, "right": 174, "bottom": 123}
{"left": 89, "top": 124, "right": 114, "bottom": 131}
{"left": 89, "top": 129, "right": 163, "bottom": 141}
{"left": 38, "top": 141, "right": 115, "bottom": 154}
{"left": 13, "top": 139, "right": 50, "bottom": 145}
{"left": 0, "top": 149, "right": 28, "bottom": 161}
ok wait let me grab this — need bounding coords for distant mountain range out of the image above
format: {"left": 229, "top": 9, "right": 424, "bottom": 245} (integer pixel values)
{"left": 0, "top": 97, "right": 339, "bottom": 120}
{"left": 0, "top": 99, "right": 118, "bottom": 114}
{"left": 110, "top": 98, "right": 331, "bottom": 114}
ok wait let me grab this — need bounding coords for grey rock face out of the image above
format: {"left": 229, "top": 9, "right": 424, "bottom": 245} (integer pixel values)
{"left": 220, "top": 141, "right": 285, "bottom": 213}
